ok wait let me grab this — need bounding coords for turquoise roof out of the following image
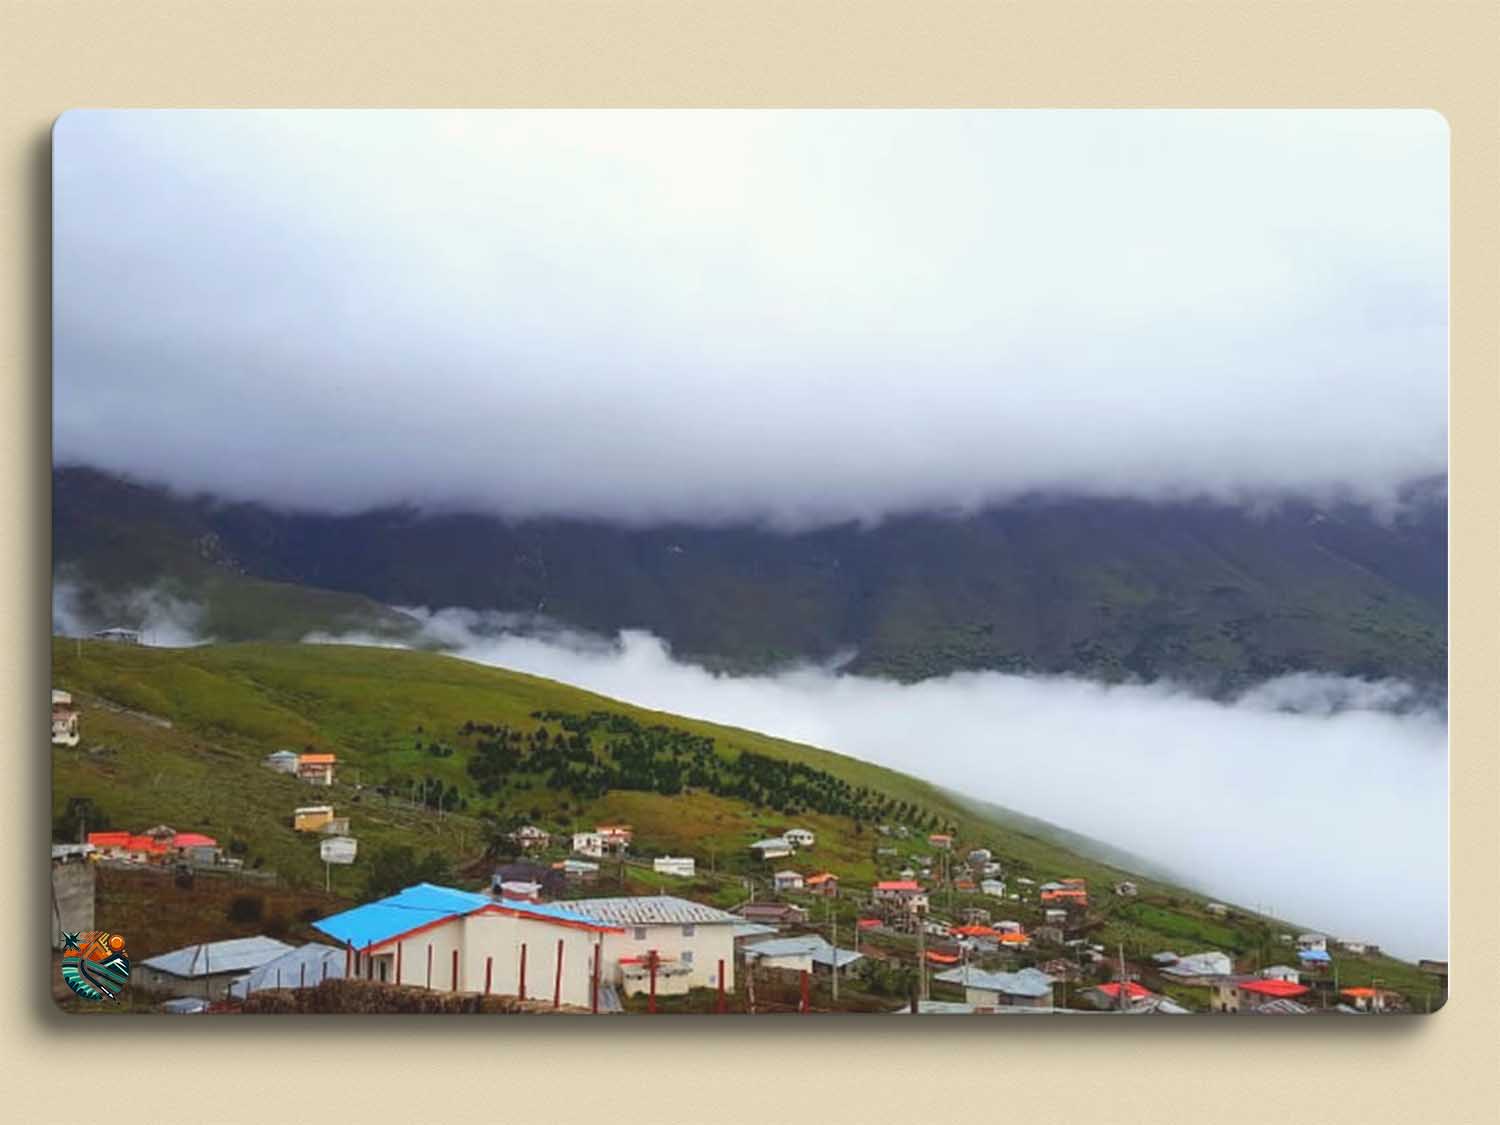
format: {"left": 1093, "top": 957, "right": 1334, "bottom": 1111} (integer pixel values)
{"left": 312, "top": 883, "right": 612, "bottom": 949}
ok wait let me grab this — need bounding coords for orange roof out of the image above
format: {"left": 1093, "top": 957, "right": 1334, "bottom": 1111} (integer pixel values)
{"left": 951, "top": 924, "right": 998, "bottom": 937}
{"left": 875, "top": 880, "right": 924, "bottom": 892}
{"left": 925, "top": 951, "right": 961, "bottom": 964}
{"left": 1060, "top": 878, "right": 1086, "bottom": 886}
{"left": 804, "top": 872, "right": 838, "bottom": 885}
{"left": 299, "top": 754, "right": 337, "bottom": 765}
{"left": 87, "top": 831, "right": 130, "bottom": 848}
{"left": 998, "top": 932, "right": 1030, "bottom": 943}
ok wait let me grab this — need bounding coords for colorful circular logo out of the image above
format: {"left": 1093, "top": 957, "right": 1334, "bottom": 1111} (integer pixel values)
{"left": 60, "top": 931, "right": 130, "bottom": 1002}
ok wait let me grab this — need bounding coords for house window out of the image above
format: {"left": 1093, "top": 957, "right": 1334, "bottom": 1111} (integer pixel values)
{"left": 378, "top": 959, "right": 388, "bottom": 982}
{"left": 681, "top": 950, "right": 694, "bottom": 964}
{"left": 633, "top": 927, "right": 647, "bottom": 941}
{"left": 681, "top": 924, "right": 695, "bottom": 937}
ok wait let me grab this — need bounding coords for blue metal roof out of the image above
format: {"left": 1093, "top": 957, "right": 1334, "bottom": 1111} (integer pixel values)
{"left": 311, "top": 883, "right": 613, "bottom": 949}
{"left": 1298, "top": 949, "right": 1332, "bottom": 962}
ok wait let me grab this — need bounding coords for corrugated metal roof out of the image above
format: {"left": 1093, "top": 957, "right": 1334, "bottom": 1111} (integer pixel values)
{"left": 1161, "top": 951, "right": 1234, "bottom": 978}
{"left": 564, "top": 895, "right": 740, "bottom": 926}
{"left": 229, "top": 942, "right": 346, "bottom": 999}
{"left": 731, "top": 922, "right": 779, "bottom": 939}
{"left": 312, "top": 883, "right": 618, "bottom": 949}
{"left": 932, "top": 966, "right": 1055, "bottom": 998}
{"left": 142, "top": 936, "right": 295, "bottom": 978}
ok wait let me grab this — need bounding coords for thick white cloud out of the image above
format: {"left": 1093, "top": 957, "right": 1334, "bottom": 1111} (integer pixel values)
{"left": 54, "top": 110, "right": 1447, "bottom": 527}
{"left": 311, "top": 610, "right": 1448, "bottom": 960}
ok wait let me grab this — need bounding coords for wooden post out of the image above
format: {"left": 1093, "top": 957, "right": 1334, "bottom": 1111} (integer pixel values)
{"left": 648, "top": 949, "right": 659, "bottom": 1014}
{"left": 366, "top": 944, "right": 374, "bottom": 981}
{"left": 519, "top": 943, "right": 528, "bottom": 1000}
{"left": 426, "top": 944, "right": 433, "bottom": 990}
{"left": 451, "top": 949, "right": 459, "bottom": 991}
{"left": 345, "top": 943, "right": 353, "bottom": 977}
{"left": 717, "top": 959, "right": 727, "bottom": 1014}
{"left": 396, "top": 943, "right": 402, "bottom": 984}
{"left": 800, "top": 968, "right": 810, "bottom": 1013}
{"left": 553, "top": 938, "right": 564, "bottom": 1009}
{"left": 485, "top": 956, "right": 493, "bottom": 995}
{"left": 299, "top": 962, "right": 306, "bottom": 990}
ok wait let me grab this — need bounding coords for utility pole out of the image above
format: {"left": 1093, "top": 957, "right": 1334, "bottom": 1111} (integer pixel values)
{"left": 916, "top": 906, "right": 929, "bottom": 1001}
{"left": 1117, "top": 943, "right": 1128, "bottom": 1012}
{"left": 829, "top": 897, "right": 839, "bottom": 1007}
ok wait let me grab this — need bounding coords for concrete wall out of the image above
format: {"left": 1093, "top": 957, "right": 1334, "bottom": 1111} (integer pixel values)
{"left": 599, "top": 922, "right": 735, "bottom": 991}
{"left": 49, "top": 860, "right": 95, "bottom": 949}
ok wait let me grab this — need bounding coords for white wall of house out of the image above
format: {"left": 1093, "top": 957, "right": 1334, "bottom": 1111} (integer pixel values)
{"left": 598, "top": 922, "right": 736, "bottom": 992}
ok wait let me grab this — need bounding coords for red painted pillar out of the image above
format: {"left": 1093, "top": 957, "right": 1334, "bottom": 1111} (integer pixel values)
{"left": 485, "top": 956, "right": 493, "bottom": 995}
{"left": 800, "top": 969, "right": 810, "bottom": 1013}
{"left": 426, "top": 944, "right": 433, "bottom": 989}
{"left": 519, "top": 943, "right": 528, "bottom": 1000}
{"left": 345, "top": 944, "right": 353, "bottom": 977}
{"left": 717, "top": 959, "right": 726, "bottom": 1013}
{"left": 451, "top": 949, "right": 459, "bottom": 991}
{"left": 591, "top": 945, "right": 601, "bottom": 1014}
{"left": 553, "top": 938, "right": 564, "bottom": 1009}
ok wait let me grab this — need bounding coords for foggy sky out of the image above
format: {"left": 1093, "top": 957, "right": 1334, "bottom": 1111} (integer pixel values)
{"left": 308, "top": 610, "right": 1447, "bottom": 960}
{"left": 54, "top": 110, "right": 1448, "bottom": 528}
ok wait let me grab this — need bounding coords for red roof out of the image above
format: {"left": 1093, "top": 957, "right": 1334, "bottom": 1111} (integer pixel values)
{"left": 172, "top": 832, "right": 218, "bottom": 848}
{"left": 875, "top": 880, "right": 924, "bottom": 892}
{"left": 1239, "top": 979, "right": 1310, "bottom": 998}
{"left": 856, "top": 918, "right": 882, "bottom": 929}
{"left": 1096, "top": 981, "right": 1153, "bottom": 1000}
{"left": 87, "top": 831, "right": 130, "bottom": 848}
{"left": 804, "top": 872, "right": 837, "bottom": 885}
{"left": 925, "top": 951, "right": 961, "bottom": 964}
{"left": 127, "top": 835, "right": 169, "bottom": 854}
{"left": 951, "top": 924, "right": 999, "bottom": 937}
{"left": 299, "top": 754, "right": 337, "bottom": 765}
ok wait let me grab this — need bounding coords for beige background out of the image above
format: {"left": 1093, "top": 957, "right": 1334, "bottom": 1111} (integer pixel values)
{"left": 2, "top": 2, "right": 1495, "bottom": 1122}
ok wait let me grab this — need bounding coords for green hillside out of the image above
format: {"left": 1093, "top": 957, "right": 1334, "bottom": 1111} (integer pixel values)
{"left": 50, "top": 638, "right": 1438, "bottom": 1008}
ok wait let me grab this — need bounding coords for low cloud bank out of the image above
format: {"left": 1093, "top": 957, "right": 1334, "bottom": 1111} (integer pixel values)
{"left": 309, "top": 607, "right": 1448, "bottom": 960}
{"left": 52, "top": 579, "right": 210, "bottom": 647}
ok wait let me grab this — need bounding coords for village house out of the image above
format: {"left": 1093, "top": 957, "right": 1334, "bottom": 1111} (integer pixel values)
{"left": 954, "top": 878, "right": 977, "bottom": 892}
{"left": 262, "top": 749, "right": 300, "bottom": 774}
{"left": 933, "top": 966, "right": 1055, "bottom": 1011}
{"left": 772, "top": 870, "right": 804, "bottom": 892}
{"left": 315, "top": 883, "right": 621, "bottom": 1007}
{"left": 732, "top": 901, "right": 808, "bottom": 928}
{"left": 572, "top": 831, "right": 605, "bottom": 858}
{"left": 1044, "top": 908, "right": 1068, "bottom": 927}
{"left": 93, "top": 626, "right": 141, "bottom": 644}
{"left": 51, "top": 690, "right": 79, "bottom": 747}
{"left": 872, "top": 880, "right": 929, "bottom": 914}
{"left": 966, "top": 847, "right": 992, "bottom": 866}
{"left": 1339, "top": 986, "right": 1402, "bottom": 1013}
{"left": 1297, "top": 947, "right": 1332, "bottom": 970}
{"left": 565, "top": 895, "right": 741, "bottom": 993}
{"left": 140, "top": 936, "right": 295, "bottom": 1000}
{"left": 1082, "top": 981, "right": 1191, "bottom": 1013}
{"left": 950, "top": 924, "right": 1001, "bottom": 953}
{"left": 980, "top": 878, "right": 1007, "bottom": 898}
{"left": 960, "top": 907, "right": 992, "bottom": 925}
{"left": 749, "top": 836, "right": 795, "bottom": 861}
{"left": 1205, "top": 902, "right": 1230, "bottom": 917}
{"left": 653, "top": 856, "right": 696, "bottom": 878}
{"left": 554, "top": 858, "right": 600, "bottom": 884}
{"left": 1338, "top": 939, "right": 1378, "bottom": 956}
{"left": 741, "top": 935, "right": 860, "bottom": 976}
{"left": 1297, "top": 932, "right": 1328, "bottom": 953}
{"left": 228, "top": 943, "right": 346, "bottom": 999}
{"left": 296, "top": 753, "right": 337, "bottom": 786}
{"left": 1223, "top": 977, "right": 1312, "bottom": 1013}
{"left": 1260, "top": 964, "right": 1301, "bottom": 983}
{"left": 293, "top": 806, "right": 336, "bottom": 833}
{"left": 1160, "top": 950, "right": 1235, "bottom": 986}
{"left": 927, "top": 833, "right": 954, "bottom": 850}
{"left": 1034, "top": 925, "right": 1066, "bottom": 946}
{"left": 596, "top": 825, "right": 633, "bottom": 854}
{"left": 783, "top": 828, "right": 815, "bottom": 848}
{"left": 981, "top": 861, "right": 1003, "bottom": 877}
{"left": 86, "top": 828, "right": 220, "bottom": 866}
{"left": 508, "top": 825, "right": 551, "bottom": 851}
{"left": 498, "top": 881, "right": 543, "bottom": 903}
{"left": 492, "top": 860, "right": 566, "bottom": 899}
{"left": 804, "top": 872, "right": 839, "bottom": 897}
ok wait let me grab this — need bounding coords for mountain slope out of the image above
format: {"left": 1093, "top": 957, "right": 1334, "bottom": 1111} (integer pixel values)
{"left": 50, "top": 638, "right": 1437, "bottom": 1006}
{"left": 53, "top": 466, "right": 1446, "bottom": 689}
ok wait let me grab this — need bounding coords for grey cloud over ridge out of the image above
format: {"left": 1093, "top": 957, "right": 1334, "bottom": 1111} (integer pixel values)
{"left": 308, "top": 610, "right": 1448, "bottom": 960}
{"left": 54, "top": 110, "right": 1447, "bottom": 528}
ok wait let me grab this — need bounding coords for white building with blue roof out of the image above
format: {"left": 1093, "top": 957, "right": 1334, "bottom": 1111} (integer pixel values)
{"left": 312, "top": 883, "right": 623, "bottom": 1009}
